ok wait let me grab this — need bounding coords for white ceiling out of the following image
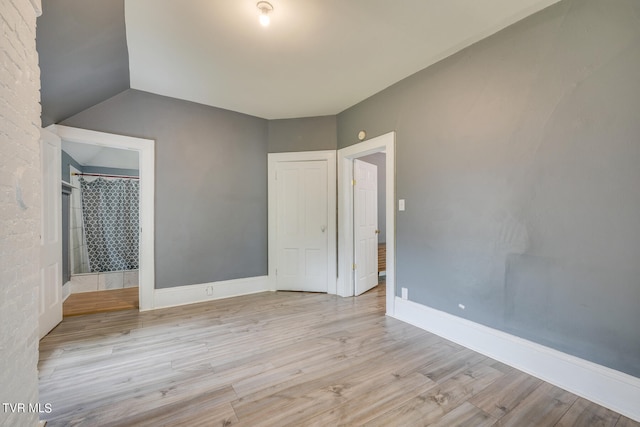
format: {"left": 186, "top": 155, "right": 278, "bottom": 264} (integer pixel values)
{"left": 126, "top": 0, "right": 559, "bottom": 120}
{"left": 62, "top": 140, "right": 139, "bottom": 170}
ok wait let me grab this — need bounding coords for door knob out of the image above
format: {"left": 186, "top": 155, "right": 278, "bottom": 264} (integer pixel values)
{"left": 375, "top": 229, "right": 380, "bottom": 234}
{"left": 321, "top": 226, "right": 326, "bottom": 233}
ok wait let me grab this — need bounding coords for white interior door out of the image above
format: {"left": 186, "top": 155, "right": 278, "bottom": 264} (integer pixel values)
{"left": 39, "top": 128, "right": 63, "bottom": 338}
{"left": 276, "top": 160, "right": 328, "bottom": 292}
{"left": 354, "top": 159, "right": 378, "bottom": 296}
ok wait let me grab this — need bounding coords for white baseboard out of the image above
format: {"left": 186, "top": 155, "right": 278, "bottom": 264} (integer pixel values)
{"left": 392, "top": 297, "right": 640, "bottom": 422}
{"left": 153, "top": 276, "right": 270, "bottom": 309}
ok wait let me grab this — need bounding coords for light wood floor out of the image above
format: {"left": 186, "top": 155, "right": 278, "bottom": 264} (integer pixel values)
{"left": 63, "top": 287, "right": 139, "bottom": 317}
{"left": 39, "top": 286, "right": 638, "bottom": 426}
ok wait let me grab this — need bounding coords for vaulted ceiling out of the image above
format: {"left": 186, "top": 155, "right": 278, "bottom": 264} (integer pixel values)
{"left": 37, "top": 0, "right": 560, "bottom": 126}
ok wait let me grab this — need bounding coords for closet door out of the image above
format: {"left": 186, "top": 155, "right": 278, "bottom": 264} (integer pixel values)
{"left": 275, "top": 160, "right": 328, "bottom": 292}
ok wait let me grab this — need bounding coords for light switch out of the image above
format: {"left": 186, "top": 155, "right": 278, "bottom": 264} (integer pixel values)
{"left": 398, "top": 199, "right": 405, "bottom": 211}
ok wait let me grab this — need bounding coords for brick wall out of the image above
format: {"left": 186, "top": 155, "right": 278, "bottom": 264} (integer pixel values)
{"left": 0, "top": 0, "right": 43, "bottom": 426}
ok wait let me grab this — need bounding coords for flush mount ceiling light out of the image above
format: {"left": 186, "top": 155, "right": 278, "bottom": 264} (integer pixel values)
{"left": 257, "top": 1, "right": 274, "bottom": 27}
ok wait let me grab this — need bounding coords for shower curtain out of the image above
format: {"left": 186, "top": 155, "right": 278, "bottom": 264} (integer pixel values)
{"left": 80, "top": 177, "right": 140, "bottom": 273}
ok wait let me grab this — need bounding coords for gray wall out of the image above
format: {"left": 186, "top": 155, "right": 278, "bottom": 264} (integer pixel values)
{"left": 268, "top": 116, "right": 337, "bottom": 152}
{"left": 338, "top": 0, "right": 640, "bottom": 377}
{"left": 60, "top": 150, "right": 83, "bottom": 284}
{"left": 62, "top": 191, "right": 71, "bottom": 285}
{"left": 62, "top": 150, "right": 139, "bottom": 181}
{"left": 37, "top": 0, "right": 130, "bottom": 127}
{"left": 61, "top": 150, "right": 84, "bottom": 182}
{"left": 358, "top": 153, "right": 386, "bottom": 243}
{"left": 62, "top": 89, "right": 268, "bottom": 289}
{"left": 82, "top": 166, "right": 139, "bottom": 177}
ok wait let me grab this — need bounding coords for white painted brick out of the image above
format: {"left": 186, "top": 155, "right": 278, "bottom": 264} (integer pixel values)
{"left": 0, "top": 0, "right": 42, "bottom": 426}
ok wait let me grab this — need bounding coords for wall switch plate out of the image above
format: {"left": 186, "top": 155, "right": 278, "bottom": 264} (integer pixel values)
{"left": 399, "top": 199, "right": 405, "bottom": 211}
{"left": 401, "top": 287, "right": 408, "bottom": 300}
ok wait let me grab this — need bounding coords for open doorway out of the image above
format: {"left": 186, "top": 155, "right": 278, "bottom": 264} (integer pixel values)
{"left": 50, "top": 125, "right": 155, "bottom": 312}
{"left": 354, "top": 153, "right": 386, "bottom": 296}
{"left": 337, "top": 131, "right": 396, "bottom": 315}
{"left": 62, "top": 141, "right": 140, "bottom": 315}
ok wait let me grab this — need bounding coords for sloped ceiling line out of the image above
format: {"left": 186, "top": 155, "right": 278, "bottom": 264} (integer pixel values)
{"left": 38, "top": 0, "right": 560, "bottom": 125}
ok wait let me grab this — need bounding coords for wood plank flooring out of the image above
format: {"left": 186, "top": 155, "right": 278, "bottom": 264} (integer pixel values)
{"left": 39, "top": 286, "right": 639, "bottom": 426}
{"left": 63, "top": 287, "right": 139, "bottom": 317}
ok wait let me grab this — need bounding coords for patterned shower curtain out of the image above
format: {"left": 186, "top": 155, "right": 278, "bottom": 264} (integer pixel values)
{"left": 80, "top": 177, "right": 140, "bottom": 273}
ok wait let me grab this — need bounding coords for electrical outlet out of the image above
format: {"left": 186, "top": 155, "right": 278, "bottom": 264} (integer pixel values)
{"left": 398, "top": 199, "right": 406, "bottom": 211}
{"left": 206, "top": 286, "right": 214, "bottom": 296}
{"left": 401, "top": 287, "right": 408, "bottom": 300}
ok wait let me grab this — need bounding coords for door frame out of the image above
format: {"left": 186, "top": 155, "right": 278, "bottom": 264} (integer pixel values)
{"left": 337, "top": 132, "right": 395, "bottom": 315}
{"left": 48, "top": 125, "right": 156, "bottom": 311}
{"left": 268, "top": 151, "right": 337, "bottom": 294}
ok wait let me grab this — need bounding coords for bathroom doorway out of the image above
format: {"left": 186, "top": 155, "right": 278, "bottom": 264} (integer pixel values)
{"left": 63, "top": 141, "right": 140, "bottom": 315}
{"left": 51, "top": 125, "right": 155, "bottom": 314}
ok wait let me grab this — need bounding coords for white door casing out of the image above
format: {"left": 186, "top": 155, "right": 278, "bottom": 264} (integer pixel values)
{"left": 354, "top": 159, "right": 378, "bottom": 296}
{"left": 337, "top": 132, "right": 395, "bottom": 314}
{"left": 48, "top": 125, "right": 155, "bottom": 311}
{"left": 268, "top": 151, "right": 337, "bottom": 294}
{"left": 39, "top": 128, "right": 63, "bottom": 338}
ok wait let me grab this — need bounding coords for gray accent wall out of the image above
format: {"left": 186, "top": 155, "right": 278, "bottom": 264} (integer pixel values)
{"left": 61, "top": 151, "right": 138, "bottom": 182}
{"left": 358, "top": 153, "right": 386, "bottom": 243}
{"left": 82, "top": 166, "right": 139, "bottom": 177}
{"left": 268, "top": 116, "right": 337, "bottom": 152}
{"left": 337, "top": 0, "right": 640, "bottom": 377}
{"left": 61, "top": 150, "right": 83, "bottom": 284}
{"left": 37, "top": 0, "right": 130, "bottom": 126}
{"left": 61, "top": 150, "right": 84, "bottom": 183}
{"left": 62, "top": 89, "right": 268, "bottom": 289}
{"left": 61, "top": 190, "right": 71, "bottom": 285}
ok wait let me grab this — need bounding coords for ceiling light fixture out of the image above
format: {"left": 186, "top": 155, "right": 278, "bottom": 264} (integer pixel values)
{"left": 257, "top": 1, "right": 273, "bottom": 27}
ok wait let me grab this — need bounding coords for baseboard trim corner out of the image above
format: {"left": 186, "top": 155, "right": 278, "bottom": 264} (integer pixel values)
{"left": 392, "top": 297, "right": 640, "bottom": 422}
{"left": 153, "top": 276, "right": 269, "bottom": 309}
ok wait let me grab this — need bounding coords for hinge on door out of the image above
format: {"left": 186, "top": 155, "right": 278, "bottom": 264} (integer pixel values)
{"left": 352, "top": 263, "right": 357, "bottom": 270}
{"left": 351, "top": 179, "right": 356, "bottom": 186}
{"left": 275, "top": 269, "right": 278, "bottom": 276}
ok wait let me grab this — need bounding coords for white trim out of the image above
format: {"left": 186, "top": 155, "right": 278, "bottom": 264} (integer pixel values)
{"left": 393, "top": 297, "right": 640, "bottom": 422}
{"left": 48, "top": 125, "right": 156, "bottom": 311}
{"left": 337, "top": 132, "right": 395, "bottom": 315}
{"left": 267, "top": 151, "right": 337, "bottom": 294}
{"left": 154, "top": 276, "right": 269, "bottom": 309}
